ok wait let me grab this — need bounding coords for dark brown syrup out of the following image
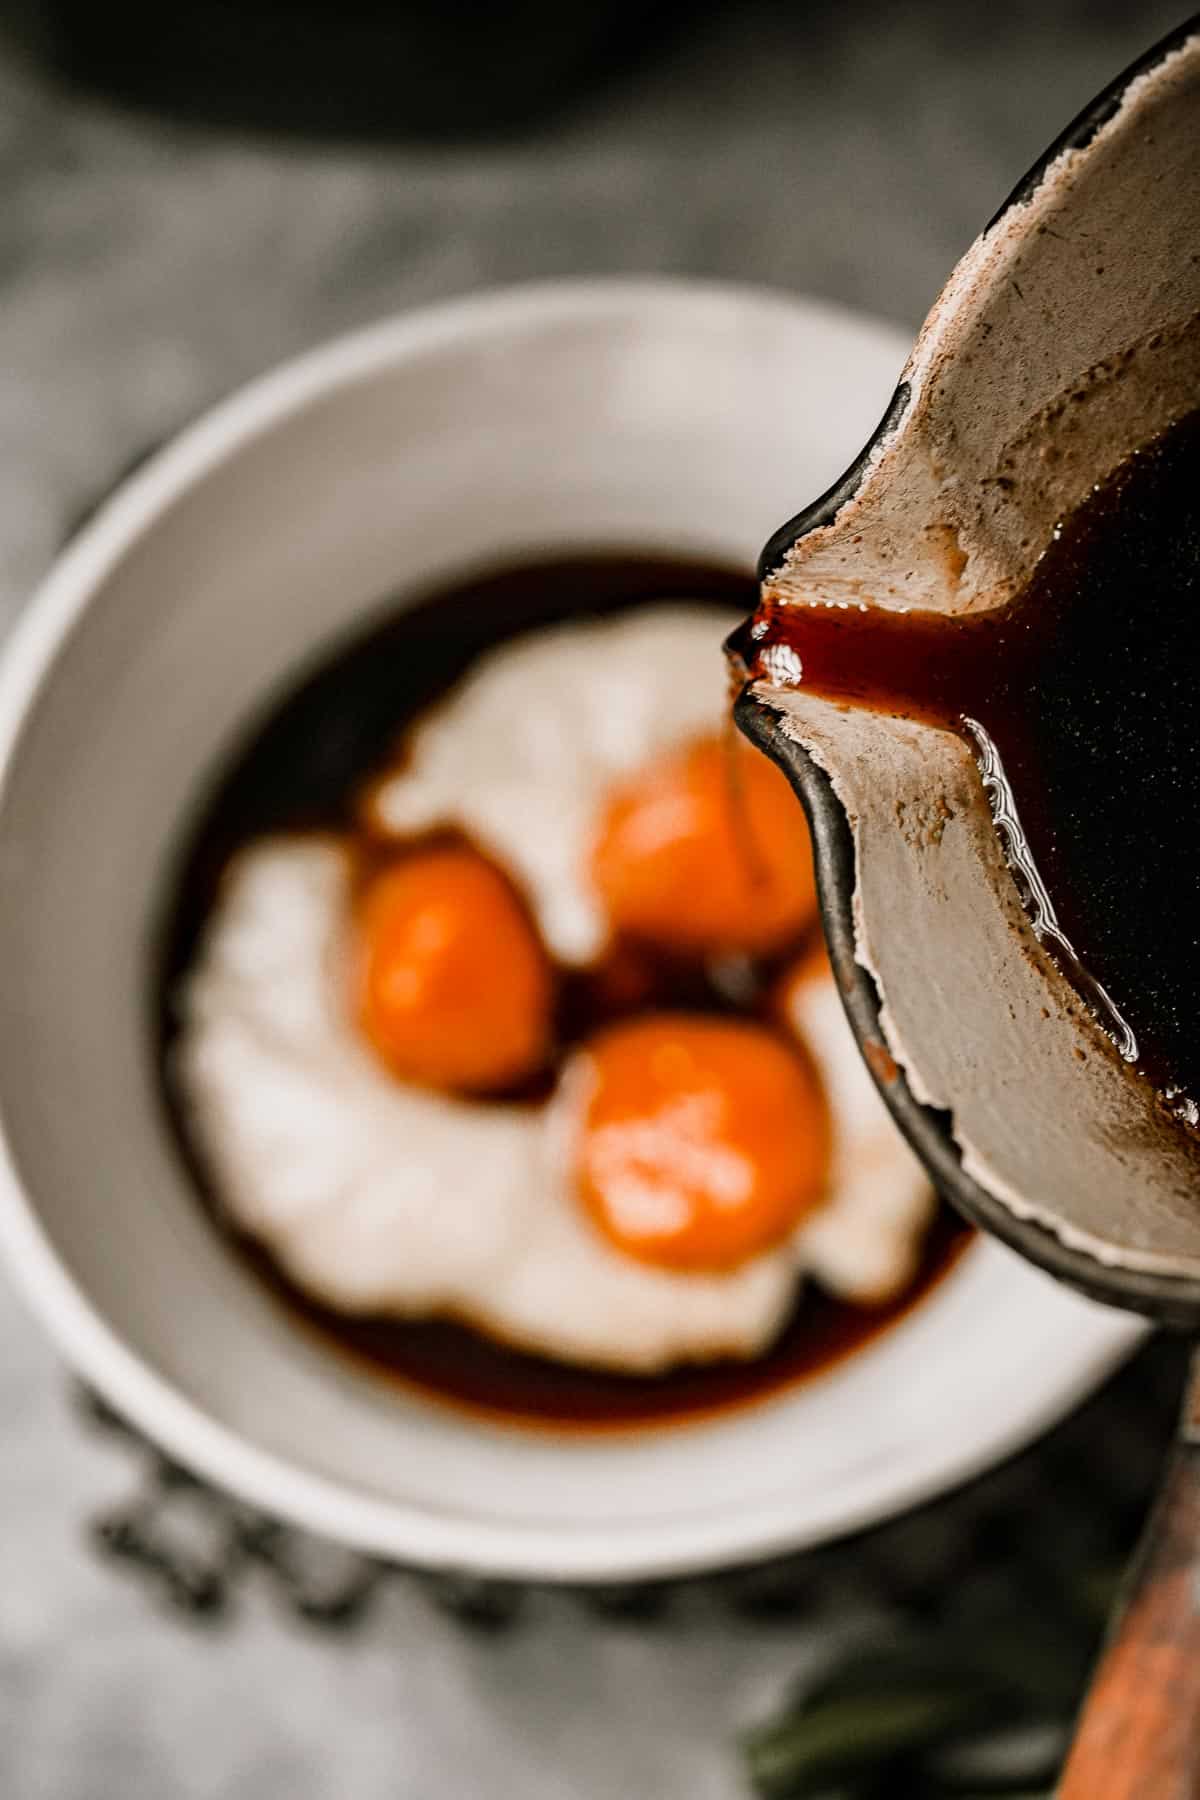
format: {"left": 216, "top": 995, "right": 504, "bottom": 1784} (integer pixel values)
{"left": 238, "top": 1206, "right": 969, "bottom": 1433}
{"left": 158, "top": 552, "right": 967, "bottom": 1431}
{"left": 732, "top": 410, "right": 1200, "bottom": 1109}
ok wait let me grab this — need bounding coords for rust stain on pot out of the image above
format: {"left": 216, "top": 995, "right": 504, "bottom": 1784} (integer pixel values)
{"left": 863, "top": 1037, "right": 900, "bottom": 1086}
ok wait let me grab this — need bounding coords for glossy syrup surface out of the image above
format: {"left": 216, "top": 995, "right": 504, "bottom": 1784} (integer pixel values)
{"left": 733, "top": 410, "right": 1200, "bottom": 1106}
{"left": 236, "top": 1208, "right": 968, "bottom": 1432}
{"left": 159, "top": 552, "right": 967, "bottom": 1432}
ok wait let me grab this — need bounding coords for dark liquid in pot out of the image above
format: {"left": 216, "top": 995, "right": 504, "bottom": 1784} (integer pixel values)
{"left": 158, "top": 553, "right": 967, "bottom": 1432}
{"left": 732, "top": 410, "right": 1200, "bottom": 1109}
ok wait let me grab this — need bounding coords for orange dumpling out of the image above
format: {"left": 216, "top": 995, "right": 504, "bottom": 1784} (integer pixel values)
{"left": 573, "top": 1013, "right": 830, "bottom": 1272}
{"left": 355, "top": 845, "right": 553, "bottom": 1093}
{"left": 590, "top": 734, "right": 818, "bottom": 957}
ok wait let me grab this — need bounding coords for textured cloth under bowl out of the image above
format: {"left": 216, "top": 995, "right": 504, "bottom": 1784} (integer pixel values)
{"left": 79, "top": 1334, "right": 1183, "bottom": 1626}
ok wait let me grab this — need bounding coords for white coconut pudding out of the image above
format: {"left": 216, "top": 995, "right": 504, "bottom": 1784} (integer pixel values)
{"left": 168, "top": 559, "right": 947, "bottom": 1418}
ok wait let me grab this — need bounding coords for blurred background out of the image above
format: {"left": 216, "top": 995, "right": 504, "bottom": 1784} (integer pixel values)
{"left": 0, "top": 4, "right": 1189, "bottom": 1797}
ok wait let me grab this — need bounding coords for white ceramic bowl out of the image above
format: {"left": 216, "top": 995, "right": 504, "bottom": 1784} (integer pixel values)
{"left": 0, "top": 281, "right": 1141, "bottom": 1581}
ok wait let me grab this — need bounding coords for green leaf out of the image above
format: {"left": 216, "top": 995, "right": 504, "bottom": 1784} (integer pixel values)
{"left": 743, "top": 1686, "right": 994, "bottom": 1798}
{"left": 925, "top": 1715, "right": 1065, "bottom": 1791}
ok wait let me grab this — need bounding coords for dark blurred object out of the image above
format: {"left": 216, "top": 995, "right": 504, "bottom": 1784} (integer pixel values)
{"left": 2, "top": 0, "right": 691, "bottom": 139}
{"left": 741, "top": 1595, "right": 1098, "bottom": 1797}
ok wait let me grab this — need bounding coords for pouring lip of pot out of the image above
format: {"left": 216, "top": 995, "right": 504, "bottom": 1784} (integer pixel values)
{"left": 741, "top": 13, "right": 1200, "bottom": 1330}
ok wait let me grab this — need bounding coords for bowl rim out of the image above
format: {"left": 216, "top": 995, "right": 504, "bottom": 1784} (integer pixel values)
{"left": 0, "top": 278, "right": 1143, "bottom": 1581}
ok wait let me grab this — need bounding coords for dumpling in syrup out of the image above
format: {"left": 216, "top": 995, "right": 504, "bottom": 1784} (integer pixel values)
{"left": 591, "top": 734, "right": 817, "bottom": 955}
